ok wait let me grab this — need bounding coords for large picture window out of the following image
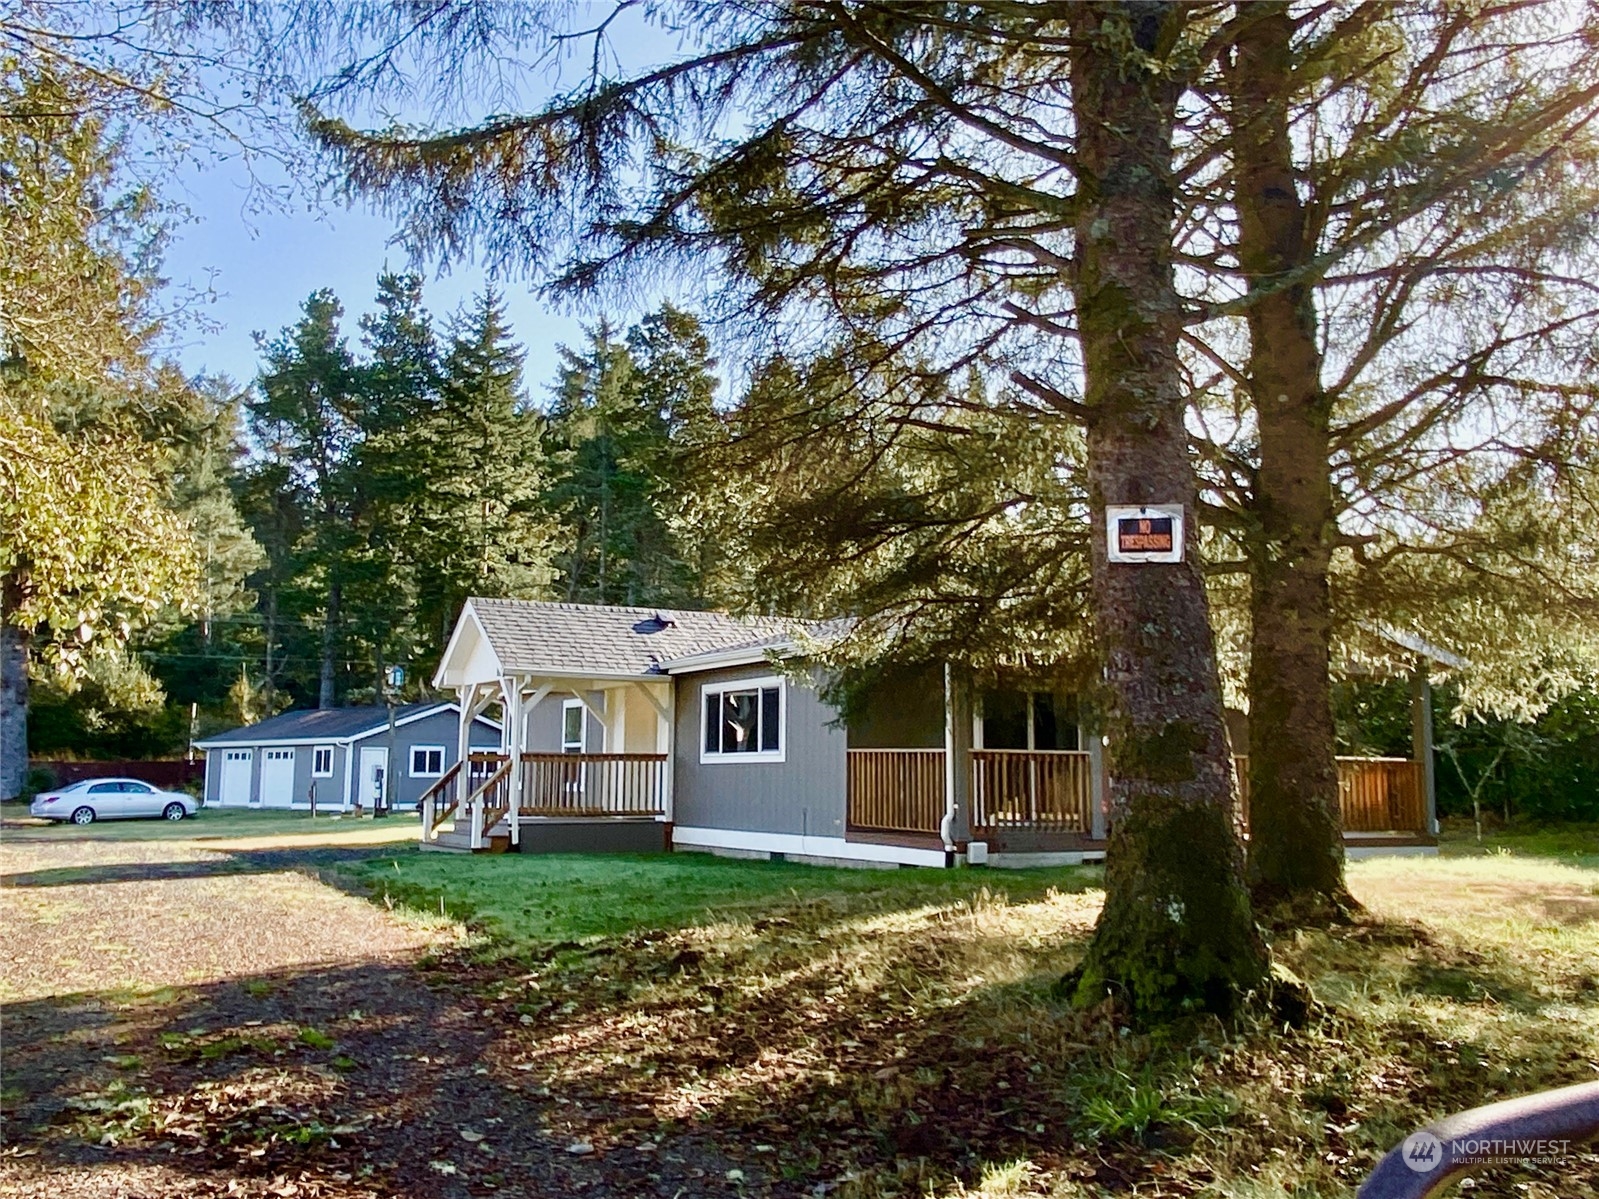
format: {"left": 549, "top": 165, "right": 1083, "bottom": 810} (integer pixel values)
{"left": 700, "top": 678, "right": 784, "bottom": 762}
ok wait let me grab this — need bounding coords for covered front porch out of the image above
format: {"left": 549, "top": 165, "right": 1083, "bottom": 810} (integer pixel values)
{"left": 846, "top": 663, "right": 1441, "bottom": 861}
{"left": 422, "top": 604, "right": 676, "bottom": 853}
{"left": 847, "top": 747, "right": 1435, "bottom": 858}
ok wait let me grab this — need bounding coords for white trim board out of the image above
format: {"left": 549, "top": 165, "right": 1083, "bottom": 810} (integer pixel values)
{"left": 671, "top": 825, "right": 949, "bottom": 868}
{"left": 698, "top": 675, "right": 786, "bottom": 764}
{"left": 194, "top": 703, "right": 501, "bottom": 750}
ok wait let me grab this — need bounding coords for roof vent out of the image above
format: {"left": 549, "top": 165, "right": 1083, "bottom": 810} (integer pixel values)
{"left": 635, "top": 612, "right": 677, "bottom": 634}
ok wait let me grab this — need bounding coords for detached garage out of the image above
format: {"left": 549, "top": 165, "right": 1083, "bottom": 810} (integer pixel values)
{"left": 195, "top": 703, "right": 501, "bottom": 811}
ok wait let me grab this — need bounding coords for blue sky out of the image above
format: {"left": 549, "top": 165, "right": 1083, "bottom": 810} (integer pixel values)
{"left": 157, "top": 7, "right": 682, "bottom": 403}
{"left": 160, "top": 159, "right": 586, "bottom": 401}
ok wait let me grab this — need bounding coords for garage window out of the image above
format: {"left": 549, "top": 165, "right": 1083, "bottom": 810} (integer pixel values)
{"left": 410, "top": 745, "right": 445, "bottom": 778}
{"left": 311, "top": 746, "right": 334, "bottom": 777}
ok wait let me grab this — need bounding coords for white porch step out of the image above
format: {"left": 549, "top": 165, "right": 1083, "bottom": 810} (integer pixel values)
{"left": 421, "top": 823, "right": 511, "bottom": 854}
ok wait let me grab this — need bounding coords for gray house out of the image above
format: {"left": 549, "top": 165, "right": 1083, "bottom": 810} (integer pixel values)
{"left": 195, "top": 703, "right": 500, "bottom": 812}
{"left": 421, "top": 597, "right": 1443, "bottom": 865}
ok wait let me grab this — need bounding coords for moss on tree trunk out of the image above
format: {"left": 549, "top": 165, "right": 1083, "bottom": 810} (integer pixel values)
{"left": 1067, "top": 2, "right": 1269, "bottom": 1020}
{"left": 1227, "top": 3, "right": 1354, "bottom": 916}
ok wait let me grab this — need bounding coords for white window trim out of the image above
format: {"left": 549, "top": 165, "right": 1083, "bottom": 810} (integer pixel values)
{"left": 409, "top": 744, "right": 446, "bottom": 779}
{"left": 311, "top": 745, "right": 335, "bottom": 778}
{"left": 699, "top": 676, "right": 786, "bottom": 764}
{"left": 561, "top": 699, "right": 590, "bottom": 754}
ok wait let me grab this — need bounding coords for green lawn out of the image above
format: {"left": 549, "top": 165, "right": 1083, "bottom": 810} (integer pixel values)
{"left": 1438, "top": 817, "right": 1599, "bottom": 867}
{"left": 0, "top": 803, "right": 417, "bottom": 844}
{"left": 343, "top": 833, "right": 1599, "bottom": 1198}
{"left": 348, "top": 848, "right": 1101, "bottom": 950}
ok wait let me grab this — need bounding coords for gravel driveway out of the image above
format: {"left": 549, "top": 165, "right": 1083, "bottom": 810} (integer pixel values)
{"left": 0, "top": 820, "right": 764, "bottom": 1199}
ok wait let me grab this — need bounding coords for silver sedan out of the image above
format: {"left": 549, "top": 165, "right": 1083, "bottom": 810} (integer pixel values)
{"left": 29, "top": 778, "right": 199, "bottom": 824}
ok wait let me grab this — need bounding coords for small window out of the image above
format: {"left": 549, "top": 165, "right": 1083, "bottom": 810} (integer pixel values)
{"left": 700, "top": 678, "right": 785, "bottom": 762}
{"left": 410, "top": 745, "right": 445, "bottom": 778}
{"left": 88, "top": 782, "right": 120, "bottom": 794}
{"left": 562, "top": 700, "right": 586, "bottom": 754}
{"left": 121, "top": 781, "right": 154, "bottom": 793}
{"left": 311, "top": 746, "right": 334, "bottom": 777}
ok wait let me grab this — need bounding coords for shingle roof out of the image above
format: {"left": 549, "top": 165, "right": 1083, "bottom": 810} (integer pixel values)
{"left": 466, "top": 598, "right": 834, "bottom": 677}
{"left": 195, "top": 703, "right": 465, "bottom": 746}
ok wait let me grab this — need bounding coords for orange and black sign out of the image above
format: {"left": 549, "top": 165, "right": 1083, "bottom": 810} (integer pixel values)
{"left": 1116, "top": 515, "right": 1174, "bottom": 554}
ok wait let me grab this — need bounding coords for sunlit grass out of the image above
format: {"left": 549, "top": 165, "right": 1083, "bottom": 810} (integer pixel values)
{"left": 361, "top": 843, "right": 1597, "bottom": 1198}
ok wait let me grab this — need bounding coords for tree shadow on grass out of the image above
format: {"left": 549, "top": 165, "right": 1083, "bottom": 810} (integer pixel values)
{"left": 0, "top": 955, "right": 767, "bottom": 1199}
{"left": 6, "top": 850, "right": 1595, "bottom": 1199}
{"left": 0, "top": 847, "right": 397, "bottom": 890}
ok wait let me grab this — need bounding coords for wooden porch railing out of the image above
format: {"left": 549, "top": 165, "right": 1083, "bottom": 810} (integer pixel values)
{"left": 466, "top": 757, "right": 513, "bottom": 847}
{"left": 1339, "top": 756, "right": 1425, "bottom": 832}
{"left": 1232, "top": 755, "right": 1427, "bottom": 834}
{"left": 520, "top": 753, "right": 668, "bottom": 817}
{"left": 846, "top": 749, "right": 945, "bottom": 835}
{"left": 970, "top": 749, "right": 1094, "bottom": 834}
{"left": 839, "top": 749, "right": 1427, "bottom": 849}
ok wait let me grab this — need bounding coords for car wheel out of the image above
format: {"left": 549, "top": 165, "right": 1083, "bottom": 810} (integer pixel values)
{"left": 70, "top": 806, "right": 95, "bottom": 825}
{"left": 162, "top": 802, "right": 187, "bottom": 821}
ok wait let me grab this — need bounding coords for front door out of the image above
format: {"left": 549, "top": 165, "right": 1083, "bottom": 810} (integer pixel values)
{"left": 359, "top": 747, "right": 388, "bottom": 811}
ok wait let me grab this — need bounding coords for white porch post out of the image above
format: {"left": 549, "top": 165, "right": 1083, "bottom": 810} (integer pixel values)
{"left": 503, "top": 676, "right": 524, "bottom": 846}
{"left": 456, "top": 685, "right": 474, "bottom": 773}
{"left": 1088, "top": 732, "right": 1108, "bottom": 842}
{"left": 634, "top": 681, "right": 675, "bottom": 822}
{"left": 942, "top": 664, "right": 972, "bottom": 851}
{"left": 1411, "top": 657, "right": 1438, "bottom": 835}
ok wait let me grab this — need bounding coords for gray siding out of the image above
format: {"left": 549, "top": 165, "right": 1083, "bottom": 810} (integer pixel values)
{"left": 358, "top": 708, "right": 500, "bottom": 809}
{"left": 672, "top": 664, "right": 847, "bottom": 837}
{"left": 203, "top": 708, "right": 497, "bottom": 809}
{"left": 524, "top": 691, "right": 607, "bottom": 753}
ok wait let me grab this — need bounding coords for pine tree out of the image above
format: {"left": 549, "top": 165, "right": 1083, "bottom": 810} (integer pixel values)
{"left": 244, "top": 290, "right": 363, "bottom": 708}
{"left": 409, "top": 291, "right": 557, "bottom": 656}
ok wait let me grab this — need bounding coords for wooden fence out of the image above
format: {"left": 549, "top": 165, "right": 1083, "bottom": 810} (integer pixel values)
{"left": 31, "top": 759, "right": 205, "bottom": 790}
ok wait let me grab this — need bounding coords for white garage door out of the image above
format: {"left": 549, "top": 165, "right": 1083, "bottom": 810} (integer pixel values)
{"left": 220, "top": 749, "right": 253, "bottom": 806}
{"left": 259, "top": 749, "right": 297, "bottom": 807}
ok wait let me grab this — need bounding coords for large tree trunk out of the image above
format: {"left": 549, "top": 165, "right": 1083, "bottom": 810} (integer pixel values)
{"left": 1066, "top": 2, "right": 1269, "bottom": 1019}
{"left": 319, "top": 581, "right": 341, "bottom": 709}
{"left": 1227, "top": 4, "right": 1353, "bottom": 915}
{"left": 0, "top": 596, "right": 28, "bottom": 801}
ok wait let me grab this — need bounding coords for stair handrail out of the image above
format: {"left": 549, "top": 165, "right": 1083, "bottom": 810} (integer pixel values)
{"left": 418, "top": 761, "right": 464, "bottom": 842}
{"left": 464, "top": 758, "right": 513, "bottom": 849}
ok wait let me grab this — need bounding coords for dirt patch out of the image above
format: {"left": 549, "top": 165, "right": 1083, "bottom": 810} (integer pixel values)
{"left": 0, "top": 840, "right": 445, "bottom": 1002}
{"left": 0, "top": 836, "right": 789, "bottom": 1199}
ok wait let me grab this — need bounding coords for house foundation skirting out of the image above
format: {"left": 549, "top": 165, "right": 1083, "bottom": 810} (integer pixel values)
{"left": 671, "top": 825, "right": 954, "bottom": 868}
{"left": 986, "top": 850, "right": 1107, "bottom": 868}
{"left": 515, "top": 816, "right": 670, "bottom": 855}
{"left": 1345, "top": 844, "right": 1439, "bottom": 860}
